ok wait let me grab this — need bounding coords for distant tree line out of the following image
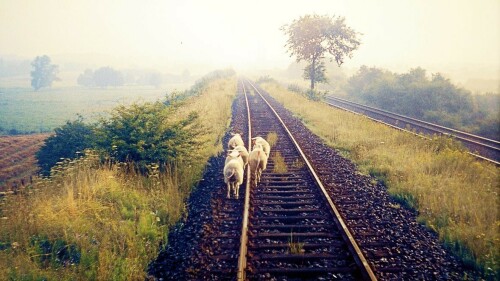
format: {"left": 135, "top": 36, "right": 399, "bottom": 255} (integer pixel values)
{"left": 346, "top": 66, "right": 499, "bottom": 140}
{"left": 77, "top": 67, "right": 191, "bottom": 88}
{"left": 77, "top": 67, "right": 125, "bottom": 87}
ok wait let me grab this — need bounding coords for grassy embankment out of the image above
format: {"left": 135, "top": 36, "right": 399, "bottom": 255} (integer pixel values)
{"left": 0, "top": 77, "right": 236, "bottom": 280}
{"left": 260, "top": 81, "right": 498, "bottom": 277}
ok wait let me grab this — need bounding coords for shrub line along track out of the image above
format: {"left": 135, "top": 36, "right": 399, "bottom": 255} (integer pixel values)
{"left": 324, "top": 95, "right": 500, "bottom": 164}
{"left": 237, "top": 80, "right": 376, "bottom": 280}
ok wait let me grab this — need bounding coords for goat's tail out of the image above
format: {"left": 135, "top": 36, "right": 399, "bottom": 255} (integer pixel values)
{"left": 226, "top": 168, "right": 236, "bottom": 180}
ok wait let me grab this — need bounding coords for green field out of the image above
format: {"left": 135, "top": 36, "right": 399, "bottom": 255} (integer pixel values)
{"left": 0, "top": 84, "right": 189, "bottom": 135}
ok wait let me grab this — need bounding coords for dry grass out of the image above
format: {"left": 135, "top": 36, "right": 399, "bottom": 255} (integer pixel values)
{"left": 271, "top": 151, "right": 288, "bottom": 174}
{"left": 288, "top": 232, "right": 305, "bottom": 255}
{"left": 260, "top": 82, "right": 499, "bottom": 275}
{"left": 0, "top": 153, "right": 185, "bottom": 280}
{"left": 0, "top": 77, "right": 237, "bottom": 280}
{"left": 266, "top": 132, "right": 278, "bottom": 147}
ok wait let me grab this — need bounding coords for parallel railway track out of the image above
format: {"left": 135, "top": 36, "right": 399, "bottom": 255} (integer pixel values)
{"left": 324, "top": 95, "right": 500, "bottom": 164}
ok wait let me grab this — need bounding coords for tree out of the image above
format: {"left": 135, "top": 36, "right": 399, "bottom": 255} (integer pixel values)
{"left": 31, "top": 55, "right": 59, "bottom": 90}
{"left": 93, "top": 66, "right": 124, "bottom": 87}
{"left": 281, "top": 14, "right": 361, "bottom": 90}
{"left": 77, "top": 69, "right": 95, "bottom": 87}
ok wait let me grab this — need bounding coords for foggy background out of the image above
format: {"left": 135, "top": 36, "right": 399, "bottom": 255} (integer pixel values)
{"left": 1, "top": 0, "right": 499, "bottom": 93}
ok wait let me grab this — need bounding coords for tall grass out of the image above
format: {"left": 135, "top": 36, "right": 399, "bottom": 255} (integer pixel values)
{"left": 0, "top": 77, "right": 237, "bottom": 280}
{"left": 260, "top": 82, "right": 499, "bottom": 277}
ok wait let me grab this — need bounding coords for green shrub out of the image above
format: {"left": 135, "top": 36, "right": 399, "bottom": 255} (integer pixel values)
{"left": 97, "top": 102, "right": 203, "bottom": 172}
{"left": 287, "top": 84, "right": 305, "bottom": 94}
{"left": 37, "top": 101, "right": 204, "bottom": 176}
{"left": 36, "top": 117, "right": 96, "bottom": 175}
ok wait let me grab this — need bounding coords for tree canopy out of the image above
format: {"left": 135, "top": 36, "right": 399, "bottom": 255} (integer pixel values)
{"left": 30, "top": 55, "right": 59, "bottom": 90}
{"left": 93, "top": 67, "right": 124, "bottom": 87}
{"left": 281, "top": 14, "right": 361, "bottom": 90}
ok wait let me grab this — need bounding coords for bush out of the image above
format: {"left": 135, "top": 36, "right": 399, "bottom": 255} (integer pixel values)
{"left": 36, "top": 117, "right": 96, "bottom": 175}
{"left": 37, "top": 101, "right": 204, "bottom": 176}
{"left": 287, "top": 84, "right": 304, "bottom": 94}
{"left": 305, "top": 89, "right": 328, "bottom": 101}
{"left": 286, "top": 84, "right": 327, "bottom": 101}
{"left": 97, "top": 102, "right": 204, "bottom": 172}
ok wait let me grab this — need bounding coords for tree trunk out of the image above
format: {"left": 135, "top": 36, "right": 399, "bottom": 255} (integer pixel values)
{"left": 310, "top": 57, "right": 316, "bottom": 90}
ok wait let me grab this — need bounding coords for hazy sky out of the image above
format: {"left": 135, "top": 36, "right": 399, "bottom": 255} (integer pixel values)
{"left": 1, "top": 0, "right": 499, "bottom": 80}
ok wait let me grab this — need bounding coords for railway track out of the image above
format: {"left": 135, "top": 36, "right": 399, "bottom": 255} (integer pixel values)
{"left": 239, "top": 80, "right": 375, "bottom": 280}
{"left": 324, "top": 95, "right": 500, "bottom": 164}
{"left": 149, "top": 79, "right": 477, "bottom": 280}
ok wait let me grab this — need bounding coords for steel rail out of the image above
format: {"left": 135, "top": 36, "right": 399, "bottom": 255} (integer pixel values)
{"left": 325, "top": 95, "right": 500, "bottom": 165}
{"left": 326, "top": 95, "right": 500, "bottom": 148}
{"left": 244, "top": 80, "right": 377, "bottom": 281}
{"left": 237, "top": 80, "right": 252, "bottom": 281}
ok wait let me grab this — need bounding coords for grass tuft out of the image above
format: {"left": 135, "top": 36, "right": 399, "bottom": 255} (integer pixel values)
{"left": 272, "top": 152, "right": 288, "bottom": 173}
{"left": 266, "top": 131, "right": 278, "bottom": 147}
{"left": 288, "top": 232, "right": 305, "bottom": 255}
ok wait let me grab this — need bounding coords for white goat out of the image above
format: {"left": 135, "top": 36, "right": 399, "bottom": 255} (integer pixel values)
{"left": 223, "top": 150, "right": 244, "bottom": 199}
{"left": 232, "top": 145, "right": 249, "bottom": 167}
{"left": 252, "top": 136, "right": 270, "bottom": 157}
{"left": 228, "top": 133, "right": 244, "bottom": 149}
{"left": 248, "top": 143, "right": 268, "bottom": 186}
{"left": 225, "top": 149, "right": 244, "bottom": 167}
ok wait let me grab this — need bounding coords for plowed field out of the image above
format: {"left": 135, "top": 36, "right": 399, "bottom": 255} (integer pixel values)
{"left": 0, "top": 134, "right": 49, "bottom": 191}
